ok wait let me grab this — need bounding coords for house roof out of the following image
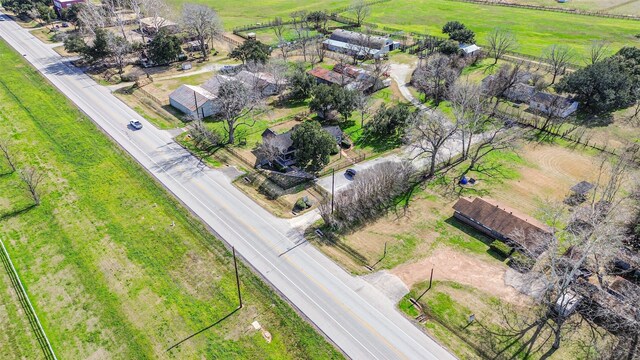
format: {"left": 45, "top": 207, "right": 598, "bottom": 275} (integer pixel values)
{"left": 570, "top": 181, "right": 594, "bottom": 195}
{"left": 531, "top": 92, "right": 576, "bottom": 110}
{"left": 328, "top": 29, "right": 390, "bottom": 49}
{"left": 308, "top": 67, "right": 346, "bottom": 85}
{"left": 169, "top": 85, "right": 215, "bottom": 112}
{"left": 459, "top": 43, "right": 481, "bottom": 54}
{"left": 322, "top": 39, "right": 380, "bottom": 56}
{"left": 262, "top": 125, "right": 343, "bottom": 152}
{"left": 323, "top": 126, "right": 343, "bottom": 142}
{"left": 201, "top": 74, "right": 233, "bottom": 94}
{"left": 504, "top": 83, "right": 536, "bottom": 102}
{"left": 453, "top": 197, "right": 552, "bottom": 257}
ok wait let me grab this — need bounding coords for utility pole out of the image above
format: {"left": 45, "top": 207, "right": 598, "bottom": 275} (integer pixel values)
{"left": 193, "top": 90, "right": 199, "bottom": 119}
{"left": 331, "top": 168, "right": 335, "bottom": 214}
{"left": 232, "top": 247, "right": 242, "bottom": 308}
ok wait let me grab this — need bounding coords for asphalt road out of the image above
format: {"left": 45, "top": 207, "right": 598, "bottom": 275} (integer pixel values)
{"left": 0, "top": 16, "right": 456, "bottom": 360}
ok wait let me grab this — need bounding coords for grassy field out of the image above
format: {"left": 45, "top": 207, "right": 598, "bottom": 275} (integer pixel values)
{"left": 0, "top": 262, "right": 43, "bottom": 360}
{"left": 506, "top": 0, "right": 640, "bottom": 15}
{"left": 173, "top": 0, "right": 640, "bottom": 61}
{"left": 0, "top": 39, "right": 341, "bottom": 359}
{"left": 366, "top": 0, "right": 640, "bottom": 60}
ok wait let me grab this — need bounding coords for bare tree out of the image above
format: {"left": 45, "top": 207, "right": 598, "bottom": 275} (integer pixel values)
{"left": 365, "top": 57, "right": 390, "bottom": 92}
{"left": 484, "top": 60, "right": 530, "bottom": 114}
{"left": 128, "top": 0, "right": 146, "bottom": 42}
{"left": 460, "top": 124, "right": 522, "bottom": 177}
{"left": 313, "top": 38, "right": 327, "bottom": 63}
{"left": 488, "top": 198, "right": 633, "bottom": 359}
{"left": 350, "top": 0, "right": 371, "bottom": 27}
{"left": 182, "top": 4, "right": 223, "bottom": 60}
{"left": 143, "top": 0, "right": 170, "bottom": 32}
{"left": 217, "top": 80, "right": 262, "bottom": 144}
{"left": 103, "top": 0, "right": 128, "bottom": 40}
{"left": 263, "top": 59, "right": 289, "bottom": 94}
{"left": 486, "top": 28, "right": 517, "bottom": 65}
{"left": 256, "top": 135, "right": 287, "bottom": 165}
{"left": 77, "top": 2, "right": 107, "bottom": 35}
{"left": 406, "top": 111, "right": 459, "bottom": 178}
{"left": 272, "top": 17, "right": 290, "bottom": 60}
{"left": 291, "top": 11, "right": 310, "bottom": 62}
{"left": 108, "top": 34, "right": 131, "bottom": 74}
{"left": 412, "top": 54, "right": 459, "bottom": 106}
{"left": 354, "top": 92, "right": 373, "bottom": 128}
{"left": 0, "top": 139, "right": 17, "bottom": 173}
{"left": 19, "top": 167, "right": 44, "bottom": 205}
{"left": 586, "top": 40, "right": 610, "bottom": 65}
{"left": 449, "top": 80, "right": 486, "bottom": 160}
{"left": 188, "top": 118, "right": 220, "bottom": 152}
{"left": 320, "top": 161, "right": 414, "bottom": 231}
{"left": 543, "top": 44, "right": 574, "bottom": 85}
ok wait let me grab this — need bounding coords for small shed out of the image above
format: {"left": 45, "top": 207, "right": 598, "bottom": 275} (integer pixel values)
{"left": 570, "top": 181, "right": 594, "bottom": 196}
{"left": 459, "top": 43, "right": 481, "bottom": 57}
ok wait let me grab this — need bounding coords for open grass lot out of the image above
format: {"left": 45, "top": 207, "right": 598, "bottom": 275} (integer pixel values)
{"left": 0, "top": 40, "right": 340, "bottom": 359}
{"left": 366, "top": 0, "right": 640, "bottom": 60}
{"left": 507, "top": 0, "right": 640, "bottom": 15}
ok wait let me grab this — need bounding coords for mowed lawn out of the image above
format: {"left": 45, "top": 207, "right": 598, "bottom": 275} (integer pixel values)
{"left": 0, "top": 39, "right": 340, "bottom": 359}
{"left": 367, "top": 0, "right": 640, "bottom": 60}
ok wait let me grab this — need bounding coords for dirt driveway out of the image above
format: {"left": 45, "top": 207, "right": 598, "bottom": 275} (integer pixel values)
{"left": 391, "top": 247, "right": 531, "bottom": 306}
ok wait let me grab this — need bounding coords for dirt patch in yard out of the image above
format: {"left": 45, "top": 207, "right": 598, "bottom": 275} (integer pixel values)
{"left": 392, "top": 247, "right": 531, "bottom": 306}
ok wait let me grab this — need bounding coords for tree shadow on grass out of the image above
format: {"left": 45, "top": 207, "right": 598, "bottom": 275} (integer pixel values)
{"left": 166, "top": 307, "right": 241, "bottom": 352}
{"left": 0, "top": 204, "right": 37, "bottom": 222}
{"left": 306, "top": 227, "right": 370, "bottom": 267}
{"left": 444, "top": 217, "right": 506, "bottom": 262}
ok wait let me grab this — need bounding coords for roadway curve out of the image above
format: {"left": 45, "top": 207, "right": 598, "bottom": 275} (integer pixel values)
{"left": 0, "top": 15, "right": 455, "bottom": 360}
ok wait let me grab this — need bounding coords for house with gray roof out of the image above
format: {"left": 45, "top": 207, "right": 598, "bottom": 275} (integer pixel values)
{"left": 529, "top": 92, "right": 578, "bottom": 118}
{"left": 168, "top": 85, "right": 218, "bottom": 119}
{"left": 260, "top": 125, "right": 343, "bottom": 170}
{"left": 323, "top": 29, "right": 400, "bottom": 59}
{"left": 504, "top": 83, "right": 536, "bottom": 103}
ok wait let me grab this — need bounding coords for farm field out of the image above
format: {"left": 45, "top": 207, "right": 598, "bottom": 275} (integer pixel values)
{"left": 173, "top": 0, "right": 640, "bottom": 61}
{"left": 366, "top": 0, "right": 640, "bottom": 60}
{"left": 507, "top": 0, "right": 640, "bottom": 15}
{"left": 0, "top": 39, "right": 340, "bottom": 359}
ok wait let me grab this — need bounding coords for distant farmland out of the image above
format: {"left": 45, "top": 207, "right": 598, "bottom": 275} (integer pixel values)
{"left": 177, "top": 0, "right": 640, "bottom": 60}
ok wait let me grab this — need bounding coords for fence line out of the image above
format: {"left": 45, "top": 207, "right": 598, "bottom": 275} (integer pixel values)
{"left": 491, "top": 108, "right": 627, "bottom": 157}
{"left": 216, "top": 34, "right": 242, "bottom": 47}
{"left": 0, "top": 238, "right": 57, "bottom": 360}
{"left": 330, "top": 0, "right": 392, "bottom": 15}
{"left": 446, "top": 0, "right": 640, "bottom": 21}
{"left": 136, "top": 85, "right": 168, "bottom": 106}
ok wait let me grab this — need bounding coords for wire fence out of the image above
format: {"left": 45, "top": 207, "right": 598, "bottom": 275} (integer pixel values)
{"left": 492, "top": 108, "right": 632, "bottom": 157}
{"left": 446, "top": 0, "right": 640, "bottom": 21}
{"left": 0, "top": 238, "right": 57, "bottom": 360}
